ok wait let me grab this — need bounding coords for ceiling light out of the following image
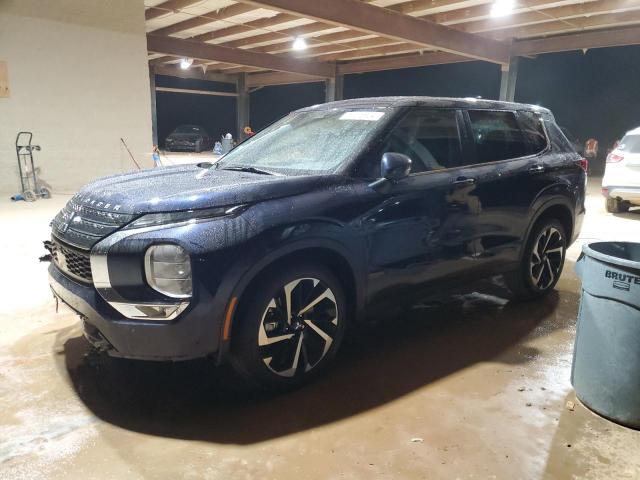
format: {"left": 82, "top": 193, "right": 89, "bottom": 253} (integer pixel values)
{"left": 292, "top": 37, "right": 308, "bottom": 51}
{"left": 490, "top": 0, "right": 514, "bottom": 17}
{"left": 180, "top": 58, "right": 193, "bottom": 70}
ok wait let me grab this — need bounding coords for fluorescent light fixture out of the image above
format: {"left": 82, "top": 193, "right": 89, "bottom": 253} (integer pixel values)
{"left": 180, "top": 57, "right": 193, "bottom": 70}
{"left": 490, "top": 0, "right": 515, "bottom": 17}
{"left": 292, "top": 37, "right": 308, "bottom": 51}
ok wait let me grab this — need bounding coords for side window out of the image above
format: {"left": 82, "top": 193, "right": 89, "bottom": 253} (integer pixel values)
{"left": 467, "top": 110, "right": 529, "bottom": 164}
{"left": 518, "top": 111, "right": 548, "bottom": 155}
{"left": 380, "top": 108, "right": 463, "bottom": 174}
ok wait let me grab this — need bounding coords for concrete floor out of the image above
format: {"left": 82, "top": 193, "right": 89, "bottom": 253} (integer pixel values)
{"left": 1, "top": 178, "right": 639, "bottom": 479}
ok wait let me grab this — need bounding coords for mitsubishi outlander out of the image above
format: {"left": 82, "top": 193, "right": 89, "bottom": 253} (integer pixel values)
{"left": 47, "top": 97, "right": 586, "bottom": 388}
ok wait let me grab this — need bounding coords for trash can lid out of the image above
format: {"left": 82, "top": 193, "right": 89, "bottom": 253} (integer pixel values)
{"left": 583, "top": 242, "right": 640, "bottom": 271}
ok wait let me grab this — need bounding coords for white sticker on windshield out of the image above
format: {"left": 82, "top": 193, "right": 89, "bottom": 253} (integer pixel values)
{"left": 339, "top": 111, "right": 385, "bottom": 121}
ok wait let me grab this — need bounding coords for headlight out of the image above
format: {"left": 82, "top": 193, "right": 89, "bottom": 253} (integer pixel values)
{"left": 144, "top": 244, "right": 192, "bottom": 298}
{"left": 124, "top": 204, "right": 247, "bottom": 230}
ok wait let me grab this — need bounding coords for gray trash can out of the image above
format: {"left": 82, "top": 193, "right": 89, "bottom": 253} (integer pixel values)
{"left": 572, "top": 242, "right": 640, "bottom": 428}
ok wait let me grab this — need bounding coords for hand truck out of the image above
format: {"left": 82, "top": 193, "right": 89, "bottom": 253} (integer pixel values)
{"left": 13, "top": 132, "right": 51, "bottom": 202}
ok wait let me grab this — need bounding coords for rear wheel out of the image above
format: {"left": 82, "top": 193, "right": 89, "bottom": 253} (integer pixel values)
{"left": 605, "top": 197, "right": 629, "bottom": 213}
{"left": 231, "top": 263, "right": 346, "bottom": 389}
{"left": 505, "top": 218, "right": 566, "bottom": 301}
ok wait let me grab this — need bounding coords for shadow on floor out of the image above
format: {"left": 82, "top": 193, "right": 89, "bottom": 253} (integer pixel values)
{"left": 612, "top": 207, "right": 640, "bottom": 220}
{"left": 60, "top": 279, "right": 571, "bottom": 445}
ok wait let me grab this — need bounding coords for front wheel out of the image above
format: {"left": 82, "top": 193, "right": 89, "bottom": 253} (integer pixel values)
{"left": 231, "top": 263, "right": 347, "bottom": 389}
{"left": 505, "top": 219, "right": 566, "bottom": 301}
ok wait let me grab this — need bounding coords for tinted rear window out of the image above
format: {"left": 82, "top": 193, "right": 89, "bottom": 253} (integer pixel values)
{"left": 518, "top": 111, "right": 547, "bottom": 155}
{"left": 619, "top": 135, "right": 640, "bottom": 153}
{"left": 468, "top": 110, "right": 529, "bottom": 163}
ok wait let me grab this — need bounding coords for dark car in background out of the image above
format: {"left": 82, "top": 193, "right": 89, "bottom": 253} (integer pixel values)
{"left": 165, "top": 124, "right": 214, "bottom": 152}
{"left": 47, "top": 97, "right": 586, "bottom": 389}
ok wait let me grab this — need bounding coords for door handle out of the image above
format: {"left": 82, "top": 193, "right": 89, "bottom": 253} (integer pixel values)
{"left": 529, "top": 164, "right": 545, "bottom": 174}
{"left": 452, "top": 177, "right": 475, "bottom": 187}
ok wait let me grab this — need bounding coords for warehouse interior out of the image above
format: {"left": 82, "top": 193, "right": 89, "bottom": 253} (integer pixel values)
{"left": 2, "top": 0, "right": 640, "bottom": 478}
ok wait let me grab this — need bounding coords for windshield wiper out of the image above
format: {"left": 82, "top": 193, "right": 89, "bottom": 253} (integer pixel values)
{"left": 218, "top": 165, "right": 275, "bottom": 175}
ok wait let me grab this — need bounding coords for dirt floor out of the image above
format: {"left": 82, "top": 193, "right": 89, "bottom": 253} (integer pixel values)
{"left": 1, "top": 178, "right": 639, "bottom": 480}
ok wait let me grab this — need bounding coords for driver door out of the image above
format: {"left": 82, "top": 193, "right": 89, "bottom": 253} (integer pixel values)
{"left": 361, "top": 108, "right": 482, "bottom": 307}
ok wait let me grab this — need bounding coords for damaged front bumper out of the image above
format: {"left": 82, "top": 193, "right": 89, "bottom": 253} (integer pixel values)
{"left": 48, "top": 264, "right": 223, "bottom": 361}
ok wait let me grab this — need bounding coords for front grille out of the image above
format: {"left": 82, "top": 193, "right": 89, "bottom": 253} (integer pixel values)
{"left": 50, "top": 237, "right": 93, "bottom": 283}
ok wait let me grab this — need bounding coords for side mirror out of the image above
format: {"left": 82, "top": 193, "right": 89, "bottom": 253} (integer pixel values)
{"left": 381, "top": 152, "right": 411, "bottom": 181}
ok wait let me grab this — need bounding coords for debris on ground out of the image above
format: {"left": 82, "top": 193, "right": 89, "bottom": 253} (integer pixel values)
{"left": 566, "top": 400, "right": 575, "bottom": 411}
{"left": 410, "top": 438, "right": 424, "bottom": 443}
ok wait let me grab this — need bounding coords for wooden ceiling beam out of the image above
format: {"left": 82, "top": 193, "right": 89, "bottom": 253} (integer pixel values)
{"left": 459, "top": 0, "right": 640, "bottom": 34}
{"left": 237, "top": 0, "right": 510, "bottom": 63}
{"left": 149, "top": 2, "right": 260, "bottom": 36}
{"left": 338, "top": 51, "right": 471, "bottom": 74}
{"left": 152, "top": 65, "right": 237, "bottom": 83}
{"left": 418, "top": 0, "right": 597, "bottom": 25}
{"left": 145, "top": 0, "right": 205, "bottom": 21}
{"left": 513, "top": 24, "right": 640, "bottom": 55}
{"left": 147, "top": 34, "right": 335, "bottom": 77}
{"left": 491, "top": 9, "right": 640, "bottom": 40}
{"left": 247, "top": 71, "right": 323, "bottom": 86}
{"left": 144, "top": 0, "right": 200, "bottom": 20}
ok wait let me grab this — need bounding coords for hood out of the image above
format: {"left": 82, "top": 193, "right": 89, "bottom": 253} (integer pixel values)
{"left": 71, "top": 165, "right": 337, "bottom": 215}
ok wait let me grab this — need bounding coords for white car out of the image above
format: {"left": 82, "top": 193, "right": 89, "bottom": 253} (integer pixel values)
{"left": 602, "top": 127, "right": 640, "bottom": 213}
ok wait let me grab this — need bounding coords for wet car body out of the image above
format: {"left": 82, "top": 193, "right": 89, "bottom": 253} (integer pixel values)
{"left": 48, "top": 97, "right": 586, "bottom": 370}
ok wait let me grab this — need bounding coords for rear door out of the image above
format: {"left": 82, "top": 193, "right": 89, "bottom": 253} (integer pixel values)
{"left": 459, "top": 109, "right": 551, "bottom": 272}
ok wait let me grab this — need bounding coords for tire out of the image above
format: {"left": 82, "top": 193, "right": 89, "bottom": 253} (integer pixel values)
{"left": 230, "top": 263, "right": 347, "bottom": 389}
{"left": 605, "top": 197, "right": 629, "bottom": 213}
{"left": 606, "top": 197, "right": 621, "bottom": 213}
{"left": 505, "top": 218, "right": 567, "bottom": 301}
{"left": 23, "top": 189, "right": 36, "bottom": 202}
{"left": 39, "top": 186, "right": 51, "bottom": 199}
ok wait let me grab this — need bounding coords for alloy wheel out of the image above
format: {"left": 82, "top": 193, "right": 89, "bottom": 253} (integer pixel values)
{"left": 258, "top": 278, "right": 339, "bottom": 378}
{"left": 529, "top": 226, "right": 564, "bottom": 290}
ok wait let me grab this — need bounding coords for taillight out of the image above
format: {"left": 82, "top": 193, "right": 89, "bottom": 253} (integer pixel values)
{"left": 575, "top": 158, "right": 588, "bottom": 173}
{"left": 607, "top": 152, "right": 624, "bottom": 163}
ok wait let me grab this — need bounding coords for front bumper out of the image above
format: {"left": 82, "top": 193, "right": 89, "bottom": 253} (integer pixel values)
{"left": 49, "top": 264, "right": 223, "bottom": 361}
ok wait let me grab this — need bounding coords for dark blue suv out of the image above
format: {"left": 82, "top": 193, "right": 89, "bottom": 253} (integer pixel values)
{"left": 47, "top": 97, "right": 586, "bottom": 388}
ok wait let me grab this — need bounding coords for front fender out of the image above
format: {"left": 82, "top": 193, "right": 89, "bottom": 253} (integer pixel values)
{"left": 211, "top": 226, "right": 367, "bottom": 363}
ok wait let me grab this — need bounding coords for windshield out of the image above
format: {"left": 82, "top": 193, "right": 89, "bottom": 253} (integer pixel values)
{"left": 215, "top": 107, "right": 393, "bottom": 175}
{"left": 174, "top": 125, "right": 204, "bottom": 134}
{"left": 618, "top": 134, "right": 640, "bottom": 153}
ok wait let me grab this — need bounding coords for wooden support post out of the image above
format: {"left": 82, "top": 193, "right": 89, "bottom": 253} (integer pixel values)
{"left": 149, "top": 66, "right": 158, "bottom": 146}
{"left": 335, "top": 73, "right": 344, "bottom": 101}
{"left": 236, "top": 73, "right": 250, "bottom": 142}
{"left": 325, "top": 77, "right": 336, "bottom": 103}
{"left": 325, "top": 66, "right": 344, "bottom": 102}
{"left": 506, "top": 56, "right": 519, "bottom": 102}
{"left": 498, "top": 57, "right": 518, "bottom": 102}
